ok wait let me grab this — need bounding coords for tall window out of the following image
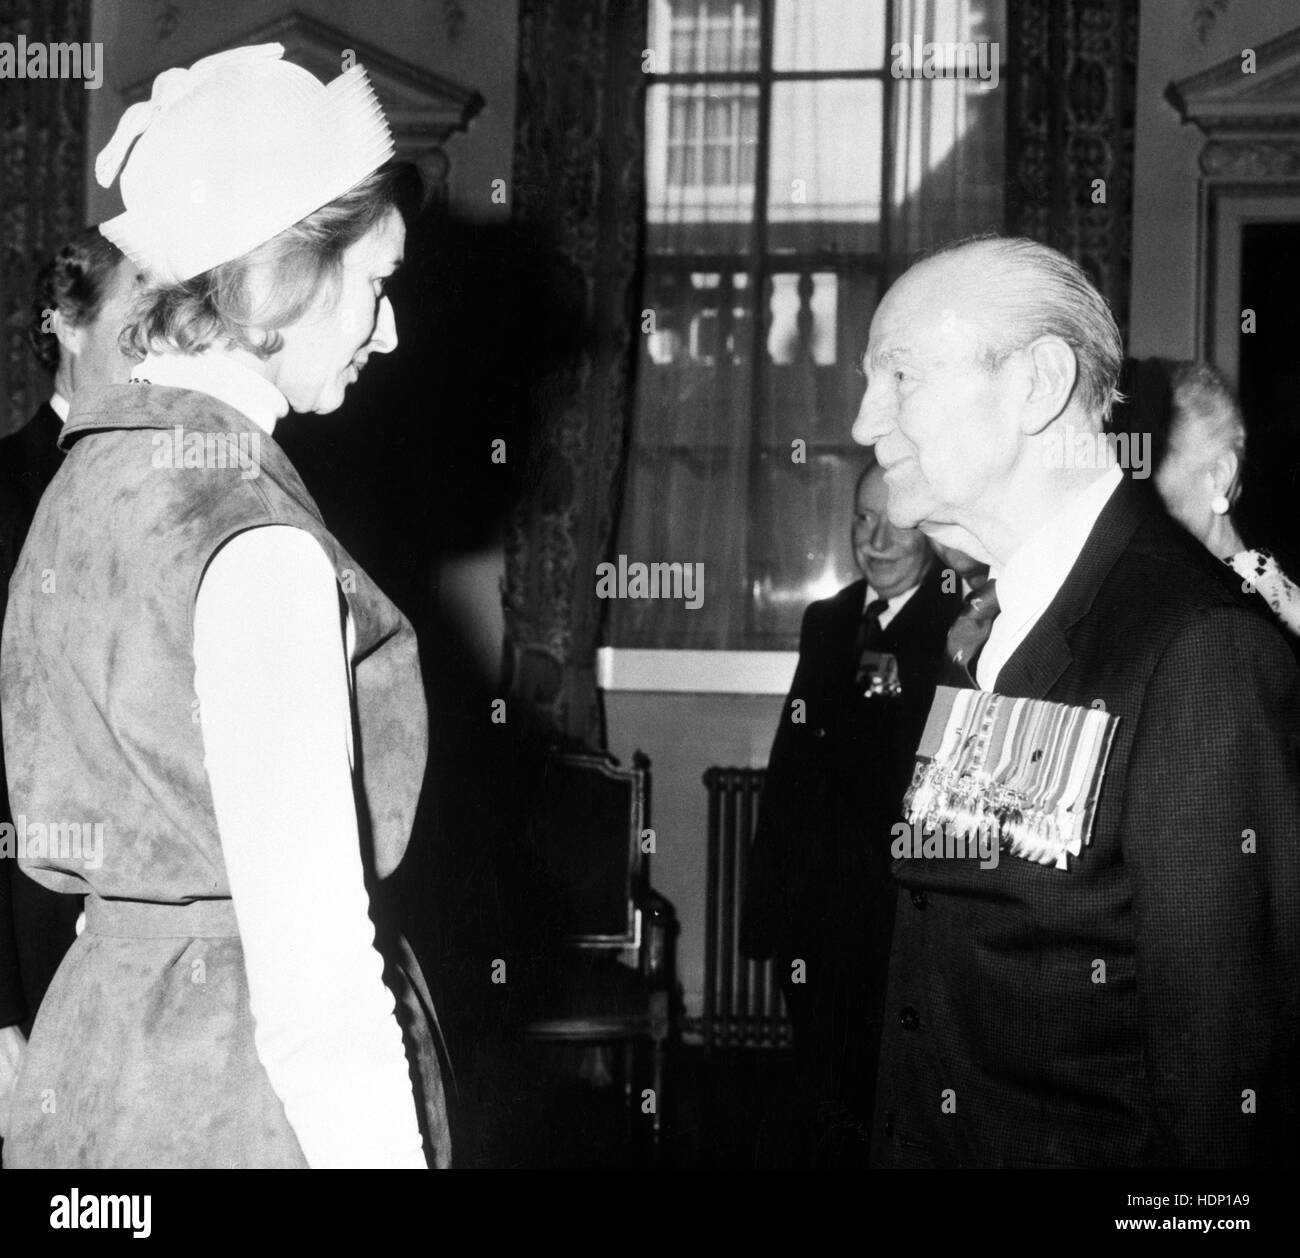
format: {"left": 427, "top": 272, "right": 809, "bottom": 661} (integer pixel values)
{"left": 610, "top": 0, "right": 1006, "bottom": 649}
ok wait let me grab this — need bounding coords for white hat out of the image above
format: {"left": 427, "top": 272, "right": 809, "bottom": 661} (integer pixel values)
{"left": 95, "top": 43, "right": 394, "bottom": 284}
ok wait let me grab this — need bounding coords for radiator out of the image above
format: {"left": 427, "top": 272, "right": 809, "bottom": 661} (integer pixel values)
{"left": 694, "top": 766, "right": 792, "bottom": 1050}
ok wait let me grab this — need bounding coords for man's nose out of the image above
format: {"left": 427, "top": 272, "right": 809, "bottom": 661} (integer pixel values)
{"left": 870, "top": 513, "right": 892, "bottom": 550}
{"left": 852, "top": 379, "right": 891, "bottom": 446}
{"left": 368, "top": 295, "right": 399, "bottom": 355}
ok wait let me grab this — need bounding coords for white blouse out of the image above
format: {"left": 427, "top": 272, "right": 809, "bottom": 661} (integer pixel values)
{"left": 133, "top": 352, "right": 426, "bottom": 1168}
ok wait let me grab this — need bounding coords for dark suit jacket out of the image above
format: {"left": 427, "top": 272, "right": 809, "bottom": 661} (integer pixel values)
{"left": 0, "top": 402, "right": 78, "bottom": 1033}
{"left": 741, "top": 564, "right": 961, "bottom": 973}
{"left": 872, "top": 477, "right": 1300, "bottom": 1169}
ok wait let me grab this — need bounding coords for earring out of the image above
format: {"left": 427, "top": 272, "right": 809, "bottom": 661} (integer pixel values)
{"left": 1211, "top": 494, "right": 1230, "bottom": 515}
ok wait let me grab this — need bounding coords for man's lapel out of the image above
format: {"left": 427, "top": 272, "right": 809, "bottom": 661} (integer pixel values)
{"left": 992, "top": 476, "right": 1156, "bottom": 699}
{"left": 879, "top": 561, "right": 950, "bottom": 649}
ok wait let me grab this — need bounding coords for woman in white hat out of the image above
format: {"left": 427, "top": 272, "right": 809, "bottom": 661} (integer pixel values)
{"left": 0, "top": 44, "right": 450, "bottom": 1168}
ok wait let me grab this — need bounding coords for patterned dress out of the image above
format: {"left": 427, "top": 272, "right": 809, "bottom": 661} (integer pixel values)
{"left": 1227, "top": 547, "right": 1300, "bottom": 637}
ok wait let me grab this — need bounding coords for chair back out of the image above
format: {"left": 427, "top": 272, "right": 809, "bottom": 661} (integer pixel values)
{"left": 532, "top": 751, "right": 648, "bottom": 951}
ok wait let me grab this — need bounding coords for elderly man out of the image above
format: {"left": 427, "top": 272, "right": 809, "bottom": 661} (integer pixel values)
{"left": 854, "top": 236, "right": 1300, "bottom": 1169}
{"left": 0, "top": 228, "right": 135, "bottom": 1143}
{"left": 741, "top": 461, "right": 960, "bottom": 1165}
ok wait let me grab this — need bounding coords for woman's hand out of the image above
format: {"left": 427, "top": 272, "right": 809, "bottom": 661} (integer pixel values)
{"left": 0, "top": 1023, "right": 27, "bottom": 1139}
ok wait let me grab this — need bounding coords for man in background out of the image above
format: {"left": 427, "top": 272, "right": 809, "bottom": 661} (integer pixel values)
{"left": 741, "top": 460, "right": 961, "bottom": 1165}
{"left": 0, "top": 228, "right": 136, "bottom": 1145}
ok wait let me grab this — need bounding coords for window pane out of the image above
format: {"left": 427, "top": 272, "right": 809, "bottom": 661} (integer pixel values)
{"left": 895, "top": 0, "right": 1006, "bottom": 51}
{"left": 619, "top": 1, "right": 1009, "bottom": 651}
{"left": 773, "top": 0, "right": 886, "bottom": 71}
{"left": 889, "top": 75, "right": 1004, "bottom": 253}
{"left": 704, "top": 98, "right": 731, "bottom": 139}
{"left": 765, "top": 271, "right": 839, "bottom": 367}
{"left": 647, "top": 83, "right": 756, "bottom": 254}
{"left": 637, "top": 266, "right": 756, "bottom": 437}
{"left": 750, "top": 450, "right": 865, "bottom": 645}
{"left": 607, "top": 444, "right": 755, "bottom": 648}
{"left": 760, "top": 270, "right": 878, "bottom": 449}
{"left": 649, "top": 0, "right": 761, "bottom": 74}
{"left": 767, "top": 80, "right": 883, "bottom": 254}
{"left": 612, "top": 261, "right": 759, "bottom": 648}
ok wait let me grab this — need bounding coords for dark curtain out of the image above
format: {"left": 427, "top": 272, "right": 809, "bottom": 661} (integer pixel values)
{"left": 1005, "top": 0, "right": 1138, "bottom": 340}
{"left": 0, "top": 0, "right": 90, "bottom": 438}
{"left": 505, "top": 0, "right": 647, "bottom": 745}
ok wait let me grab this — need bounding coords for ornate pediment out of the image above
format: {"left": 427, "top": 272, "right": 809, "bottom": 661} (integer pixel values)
{"left": 1167, "top": 23, "right": 1300, "bottom": 135}
{"left": 121, "top": 9, "right": 484, "bottom": 188}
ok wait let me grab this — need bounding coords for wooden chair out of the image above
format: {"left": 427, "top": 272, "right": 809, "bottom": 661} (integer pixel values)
{"left": 524, "top": 749, "right": 676, "bottom": 1149}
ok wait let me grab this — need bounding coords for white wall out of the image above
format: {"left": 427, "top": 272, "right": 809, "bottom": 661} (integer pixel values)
{"left": 1129, "top": 0, "right": 1297, "bottom": 358}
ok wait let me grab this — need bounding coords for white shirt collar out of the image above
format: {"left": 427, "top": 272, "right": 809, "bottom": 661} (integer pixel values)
{"left": 49, "top": 392, "right": 70, "bottom": 422}
{"left": 976, "top": 466, "right": 1123, "bottom": 689}
{"left": 864, "top": 575, "right": 924, "bottom": 631}
{"left": 130, "top": 351, "right": 289, "bottom": 435}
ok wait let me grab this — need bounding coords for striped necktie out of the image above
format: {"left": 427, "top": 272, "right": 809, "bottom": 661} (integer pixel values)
{"left": 943, "top": 579, "right": 1000, "bottom": 688}
{"left": 854, "top": 597, "right": 890, "bottom": 689}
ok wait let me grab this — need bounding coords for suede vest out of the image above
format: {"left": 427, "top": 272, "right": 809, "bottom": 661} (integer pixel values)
{"left": 1, "top": 381, "right": 428, "bottom": 901}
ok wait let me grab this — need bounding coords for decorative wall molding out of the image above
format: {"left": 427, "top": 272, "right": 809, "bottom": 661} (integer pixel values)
{"left": 1200, "top": 138, "right": 1300, "bottom": 178}
{"left": 1168, "top": 23, "right": 1300, "bottom": 137}
{"left": 120, "top": 10, "right": 484, "bottom": 198}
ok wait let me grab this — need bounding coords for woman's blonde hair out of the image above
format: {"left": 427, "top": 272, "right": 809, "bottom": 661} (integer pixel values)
{"left": 121, "top": 161, "right": 422, "bottom": 360}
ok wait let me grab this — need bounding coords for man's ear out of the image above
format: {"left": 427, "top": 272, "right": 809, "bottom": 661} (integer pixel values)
{"left": 1210, "top": 449, "right": 1240, "bottom": 500}
{"left": 50, "top": 308, "right": 83, "bottom": 360}
{"left": 1019, "top": 336, "right": 1078, "bottom": 435}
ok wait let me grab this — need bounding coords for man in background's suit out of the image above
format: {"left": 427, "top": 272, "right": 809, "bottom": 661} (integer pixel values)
{"left": 855, "top": 235, "right": 1300, "bottom": 1168}
{"left": 0, "top": 229, "right": 134, "bottom": 1144}
{"left": 741, "top": 461, "right": 962, "bottom": 1165}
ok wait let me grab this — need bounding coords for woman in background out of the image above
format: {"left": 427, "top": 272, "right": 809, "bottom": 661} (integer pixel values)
{"left": 0, "top": 44, "right": 449, "bottom": 1168}
{"left": 1154, "top": 360, "right": 1300, "bottom": 636}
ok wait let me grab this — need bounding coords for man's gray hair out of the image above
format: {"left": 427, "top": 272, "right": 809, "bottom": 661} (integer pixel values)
{"left": 928, "top": 235, "right": 1125, "bottom": 422}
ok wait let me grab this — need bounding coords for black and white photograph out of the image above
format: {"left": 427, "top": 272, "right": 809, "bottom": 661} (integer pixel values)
{"left": 0, "top": 0, "right": 1296, "bottom": 1233}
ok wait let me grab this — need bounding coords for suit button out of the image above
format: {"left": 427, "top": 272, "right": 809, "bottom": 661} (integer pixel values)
{"left": 883, "top": 1111, "right": 895, "bottom": 1137}
{"left": 899, "top": 1005, "right": 919, "bottom": 1031}
{"left": 812, "top": 727, "right": 827, "bottom": 738}
{"left": 910, "top": 890, "right": 928, "bottom": 909}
